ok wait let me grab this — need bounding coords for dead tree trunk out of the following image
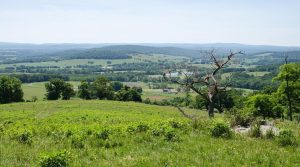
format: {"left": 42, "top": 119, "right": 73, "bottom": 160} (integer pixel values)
{"left": 208, "top": 101, "right": 215, "bottom": 117}
{"left": 164, "top": 50, "right": 243, "bottom": 118}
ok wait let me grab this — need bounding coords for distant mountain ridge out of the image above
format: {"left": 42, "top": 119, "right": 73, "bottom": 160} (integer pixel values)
{"left": 1, "top": 42, "right": 300, "bottom": 61}
{"left": 1, "top": 42, "right": 300, "bottom": 52}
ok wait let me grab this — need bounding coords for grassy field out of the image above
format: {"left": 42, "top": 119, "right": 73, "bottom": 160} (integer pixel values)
{"left": 22, "top": 81, "right": 81, "bottom": 101}
{"left": 247, "top": 71, "right": 270, "bottom": 77}
{"left": 1, "top": 100, "right": 300, "bottom": 166}
{"left": 0, "top": 54, "right": 186, "bottom": 69}
{"left": 22, "top": 81, "right": 185, "bottom": 102}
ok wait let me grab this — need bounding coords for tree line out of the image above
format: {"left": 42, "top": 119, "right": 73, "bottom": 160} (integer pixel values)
{"left": 44, "top": 77, "right": 143, "bottom": 102}
{"left": 0, "top": 76, "right": 142, "bottom": 104}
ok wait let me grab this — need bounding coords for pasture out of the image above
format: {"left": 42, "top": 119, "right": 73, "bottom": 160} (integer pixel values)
{"left": 0, "top": 100, "right": 300, "bottom": 166}
{"left": 0, "top": 54, "right": 186, "bottom": 70}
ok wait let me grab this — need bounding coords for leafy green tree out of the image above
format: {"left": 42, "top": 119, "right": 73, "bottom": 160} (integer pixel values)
{"left": 246, "top": 94, "right": 274, "bottom": 119}
{"left": 273, "top": 63, "right": 300, "bottom": 120}
{"left": 0, "top": 76, "right": 24, "bottom": 103}
{"left": 62, "top": 83, "right": 75, "bottom": 100}
{"left": 132, "top": 86, "right": 143, "bottom": 93}
{"left": 93, "top": 77, "right": 114, "bottom": 100}
{"left": 78, "top": 81, "right": 91, "bottom": 99}
{"left": 116, "top": 86, "right": 142, "bottom": 102}
{"left": 193, "top": 90, "right": 236, "bottom": 111}
{"left": 45, "top": 79, "right": 75, "bottom": 100}
{"left": 45, "top": 79, "right": 65, "bottom": 100}
{"left": 193, "top": 95, "right": 207, "bottom": 109}
{"left": 111, "top": 81, "right": 123, "bottom": 91}
{"left": 129, "top": 89, "right": 142, "bottom": 102}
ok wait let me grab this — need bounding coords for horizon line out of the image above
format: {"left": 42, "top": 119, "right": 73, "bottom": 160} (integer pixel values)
{"left": 1, "top": 42, "right": 300, "bottom": 48}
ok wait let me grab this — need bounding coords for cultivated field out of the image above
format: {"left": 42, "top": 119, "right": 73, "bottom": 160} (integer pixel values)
{"left": 0, "top": 54, "right": 186, "bottom": 69}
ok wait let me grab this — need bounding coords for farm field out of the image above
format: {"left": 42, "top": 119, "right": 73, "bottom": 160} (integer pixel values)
{"left": 0, "top": 100, "right": 300, "bottom": 166}
{"left": 247, "top": 71, "right": 270, "bottom": 77}
{"left": 22, "top": 81, "right": 81, "bottom": 101}
{"left": 22, "top": 81, "right": 186, "bottom": 102}
{"left": 0, "top": 54, "right": 186, "bottom": 69}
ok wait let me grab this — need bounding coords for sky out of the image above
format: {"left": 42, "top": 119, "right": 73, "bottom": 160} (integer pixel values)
{"left": 0, "top": 0, "right": 300, "bottom": 46}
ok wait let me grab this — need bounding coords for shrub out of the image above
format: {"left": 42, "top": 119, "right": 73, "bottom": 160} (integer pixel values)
{"left": 96, "top": 129, "right": 110, "bottom": 140}
{"left": 168, "top": 119, "right": 183, "bottom": 129}
{"left": 31, "top": 96, "right": 38, "bottom": 102}
{"left": 265, "top": 129, "right": 275, "bottom": 139}
{"left": 191, "top": 118, "right": 210, "bottom": 130}
{"left": 65, "top": 130, "right": 73, "bottom": 137}
{"left": 211, "top": 120, "right": 232, "bottom": 138}
{"left": 277, "top": 130, "right": 297, "bottom": 147}
{"left": 164, "top": 128, "right": 180, "bottom": 142}
{"left": 249, "top": 122, "right": 262, "bottom": 138}
{"left": 39, "top": 150, "right": 69, "bottom": 167}
{"left": 17, "top": 131, "right": 32, "bottom": 145}
{"left": 152, "top": 128, "right": 163, "bottom": 137}
{"left": 136, "top": 123, "right": 149, "bottom": 132}
{"left": 228, "top": 108, "right": 254, "bottom": 127}
{"left": 96, "top": 140, "right": 123, "bottom": 149}
{"left": 127, "top": 125, "right": 136, "bottom": 134}
{"left": 71, "top": 135, "right": 84, "bottom": 149}
{"left": 246, "top": 94, "right": 275, "bottom": 119}
{"left": 143, "top": 98, "right": 151, "bottom": 104}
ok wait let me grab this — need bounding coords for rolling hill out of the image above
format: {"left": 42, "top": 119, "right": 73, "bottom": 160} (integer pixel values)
{"left": 1, "top": 100, "right": 300, "bottom": 166}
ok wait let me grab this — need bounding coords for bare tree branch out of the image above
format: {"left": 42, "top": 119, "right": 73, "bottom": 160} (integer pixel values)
{"left": 176, "top": 106, "right": 196, "bottom": 119}
{"left": 163, "top": 50, "right": 243, "bottom": 118}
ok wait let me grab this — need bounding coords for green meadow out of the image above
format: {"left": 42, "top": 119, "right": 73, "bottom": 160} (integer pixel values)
{"left": 0, "top": 100, "right": 300, "bottom": 166}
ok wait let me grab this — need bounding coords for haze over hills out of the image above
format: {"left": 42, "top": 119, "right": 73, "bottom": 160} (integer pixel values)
{"left": 1, "top": 42, "right": 300, "bottom": 52}
{"left": 0, "top": 42, "right": 300, "bottom": 63}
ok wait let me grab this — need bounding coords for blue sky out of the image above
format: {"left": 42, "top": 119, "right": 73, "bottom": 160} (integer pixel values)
{"left": 0, "top": 0, "right": 299, "bottom": 45}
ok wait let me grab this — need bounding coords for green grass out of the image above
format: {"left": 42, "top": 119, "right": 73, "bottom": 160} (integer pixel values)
{"left": 1, "top": 100, "right": 300, "bottom": 166}
{"left": 0, "top": 59, "right": 136, "bottom": 69}
{"left": 22, "top": 81, "right": 81, "bottom": 101}
{"left": 0, "top": 54, "right": 186, "bottom": 69}
{"left": 22, "top": 81, "right": 186, "bottom": 102}
{"left": 247, "top": 71, "right": 270, "bottom": 77}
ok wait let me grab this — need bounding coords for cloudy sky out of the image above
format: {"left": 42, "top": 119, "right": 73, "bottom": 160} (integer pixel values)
{"left": 0, "top": 0, "right": 299, "bottom": 45}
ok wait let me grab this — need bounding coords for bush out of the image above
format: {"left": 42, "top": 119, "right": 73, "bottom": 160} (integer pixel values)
{"left": 164, "top": 127, "right": 180, "bottom": 142}
{"left": 71, "top": 135, "right": 84, "bottom": 149}
{"left": 143, "top": 98, "right": 151, "bottom": 104}
{"left": 211, "top": 120, "right": 232, "bottom": 138}
{"left": 191, "top": 118, "right": 210, "bottom": 130}
{"left": 227, "top": 108, "right": 254, "bottom": 127}
{"left": 265, "top": 129, "right": 275, "bottom": 139}
{"left": 17, "top": 131, "right": 32, "bottom": 145}
{"left": 31, "top": 96, "right": 38, "bottom": 102}
{"left": 39, "top": 150, "right": 69, "bottom": 167}
{"left": 168, "top": 119, "right": 183, "bottom": 129}
{"left": 249, "top": 122, "right": 262, "bottom": 138}
{"left": 152, "top": 128, "right": 163, "bottom": 137}
{"left": 96, "top": 129, "right": 110, "bottom": 140}
{"left": 277, "top": 130, "right": 297, "bottom": 147}
{"left": 136, "top": 123, "right": 149, "bottom": 132}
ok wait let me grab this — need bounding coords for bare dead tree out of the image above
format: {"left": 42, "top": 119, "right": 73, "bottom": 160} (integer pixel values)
{"left": 163, "top": 50, "right": 243, "bottom": 118}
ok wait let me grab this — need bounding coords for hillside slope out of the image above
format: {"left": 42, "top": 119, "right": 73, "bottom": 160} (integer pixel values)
{"left": 0, "top": 100, "right": 300, "bottom": 166}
